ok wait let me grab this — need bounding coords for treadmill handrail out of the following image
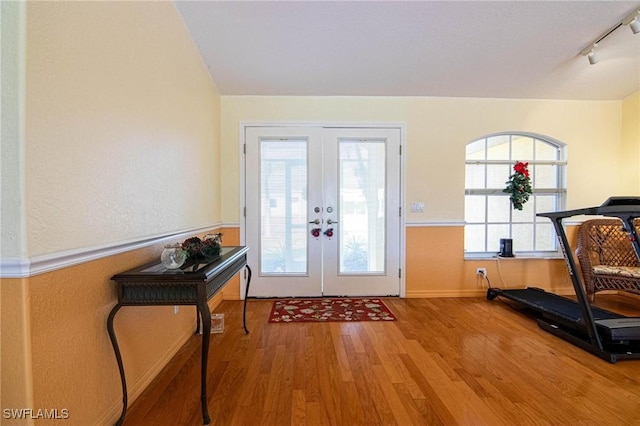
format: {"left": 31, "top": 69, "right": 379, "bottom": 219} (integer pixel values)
{"left": 537, "top": 196, "right": 640, "bottom": 221}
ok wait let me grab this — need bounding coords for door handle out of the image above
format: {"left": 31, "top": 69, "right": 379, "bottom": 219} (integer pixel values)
{"left": 309, "top": 219, "right": 321, "bottom": 225}
{"left": 327, "top": 219, "right": 338, "bottom": 225}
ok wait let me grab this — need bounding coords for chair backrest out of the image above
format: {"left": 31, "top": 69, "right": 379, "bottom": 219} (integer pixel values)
{"left": 576, "top": 218, "right": 640, "bottom": 267}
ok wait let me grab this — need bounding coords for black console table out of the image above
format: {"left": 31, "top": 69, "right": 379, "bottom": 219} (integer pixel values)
{"left": 108, "top": 246, "right": 251, "bottom": 425}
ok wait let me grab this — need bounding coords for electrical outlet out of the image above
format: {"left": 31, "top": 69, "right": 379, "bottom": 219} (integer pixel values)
{"left": 476, "top": 268, "right": 487, "bottom": 277}
{"left": 174, "top": 306, "right": 180, "bottom": 314}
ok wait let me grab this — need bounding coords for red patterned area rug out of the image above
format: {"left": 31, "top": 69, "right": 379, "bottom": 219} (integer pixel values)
{"left": 268, "top": 298, "right": 397, "bottom": 323}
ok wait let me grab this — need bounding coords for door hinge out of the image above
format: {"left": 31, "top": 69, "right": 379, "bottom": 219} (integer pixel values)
{"left": 399, "top": 268, "right": 402, "bottom": 278}
{"left": 244, "top": 206, "right": 246, "bottom": 217}
{"left": 399, "top": 206, "right": 402, "bottom": 217}
{"left": 399, "top": 145, "right": 402, "bottom": 155}
{"left": 243, "top": 143, "right": 246, "bottom": 154}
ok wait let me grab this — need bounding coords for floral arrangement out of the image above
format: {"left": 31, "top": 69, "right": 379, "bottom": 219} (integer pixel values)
{"left": 181, "top": 233, "right": 222, "bottom": 261}
{"left": 503, "top": 161, "right": 532, "bottom": 210}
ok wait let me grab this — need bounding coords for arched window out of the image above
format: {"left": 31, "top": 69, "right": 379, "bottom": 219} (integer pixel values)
{"left": 464, "top": 133, "right": 567, "bottom": 257}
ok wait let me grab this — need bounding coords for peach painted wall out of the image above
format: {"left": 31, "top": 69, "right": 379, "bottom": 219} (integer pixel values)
{"left": 405, "top": 225, "right": 578, "bottom": 298}
{"left": 219, "top": 227, "right": 242, "bottom": 299}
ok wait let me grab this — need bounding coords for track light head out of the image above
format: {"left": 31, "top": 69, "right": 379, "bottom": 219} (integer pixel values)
{"left": 623, "top": 9, "right": 640, "bottom": 34}
{"left": 580, "top": 44, "right": 599, "bottom": 65}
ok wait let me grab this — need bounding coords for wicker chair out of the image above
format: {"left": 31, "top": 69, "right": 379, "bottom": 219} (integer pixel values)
{"left": 575, "top": 218, "right": 640, "bottom": 300}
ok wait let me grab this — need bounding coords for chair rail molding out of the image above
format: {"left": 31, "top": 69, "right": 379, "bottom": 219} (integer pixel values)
{"left": 0, "top": 223, "right": 223, "bottom": 278}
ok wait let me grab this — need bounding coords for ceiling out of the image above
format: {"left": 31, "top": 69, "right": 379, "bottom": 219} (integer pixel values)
{"left": 176, "top": 1, "right": 640, "bottom": 100}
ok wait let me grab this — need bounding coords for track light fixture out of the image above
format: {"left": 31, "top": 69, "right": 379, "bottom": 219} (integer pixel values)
{"left": 623, "top": 9, "right": 640, "bottom": 34}
{"left": 579, "top": 8, "right": 640, "bottom": 65}
{"left": 580, "top": 44, "right": 599, "bottom": 65}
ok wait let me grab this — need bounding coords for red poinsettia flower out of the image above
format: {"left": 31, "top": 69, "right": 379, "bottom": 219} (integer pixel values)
{"left": 504, "top": 161, "right": 533, "bottom": 210}
{"left": 513, "top": 161, "right": 529, "bottom": 177}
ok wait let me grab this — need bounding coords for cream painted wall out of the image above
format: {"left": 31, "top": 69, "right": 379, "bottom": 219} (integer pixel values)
{"left": 0, "top": 0, "right": 26, "bottom": 259}
{"left": 621, "top": 91, "right": 640, "bottom": 192}
{"left": 221, "top": 96, "right": 628, "bottom": 223}
{"left": 2, "top": 2, "right": 224, "bottom": 424}
{"left": 25, "top": 1, "right": 221, "bottom": 257}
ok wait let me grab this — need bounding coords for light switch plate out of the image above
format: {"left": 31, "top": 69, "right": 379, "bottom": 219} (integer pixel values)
{"left": 411, "top": 202, "right": 425, "bottom": 213}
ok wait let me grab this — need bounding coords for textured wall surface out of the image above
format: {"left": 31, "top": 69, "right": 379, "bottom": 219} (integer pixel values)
{"left": 0, "top": 1, "right": 26, "bottom": 259}
{"left": 221, "top": 95, "right": 630, "bottom": 223}
{"left": 622, "top": 91, "right": 640, "bottom": 192}
{"left": 25, "top": 1, "right": 221, "bottom": 257}
{"left": 405, "top": 225, "right": 576, "bottom": 298}
{"left": 2, "top": 2, "right": 224, "bottom": 424}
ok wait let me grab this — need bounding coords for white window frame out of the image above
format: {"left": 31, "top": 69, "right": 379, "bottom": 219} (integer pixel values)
{"left": 464, "top": 132, "right": 567, "bottom": 259}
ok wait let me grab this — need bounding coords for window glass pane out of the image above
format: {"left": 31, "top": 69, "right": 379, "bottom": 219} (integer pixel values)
{"left": 465, "top": 134, "right": 565, "bottom": 256}
{"left": 536, "top": 140, "right": 559, "bottom": 161}
{"left": 487, "top": 164, "right": 511, "bottom": 189}
{"left": 465, "top": 164, "right": 485, "bottom": 189}
{"left": 486, "top": 135, "right": 510, "bottom": 160}
{"left": 464, "top": 225, "right": 486, "bottom": 252}
{"left": 536, "top": 195, "right": 557, "bottom": 221}
{"left": 512, "top": 135, "right": 534, "bottom": 160}
{"left": 536, "top": 223, "right": 556, "bottom": 251}
{"left": 487, "top": 196, "right": 510, "bottom": 223}
{"left": 466, "top": 139, "right": 485, "bottom": 160}
{"left": 512, "top": 199, "right": 534, "bottom": 223}
{"left": 512, "top": 224, "right": 534, "bottom": 251}
{"left": 534, "top": 164, "right": 557, "bottom": 188}
{"left": 339, "top": 140, "right": 385, "bottom": 274}
{"left": 487, "top": 224, "right": 510, "bottom": 252}
{"left": 260, "top": 140, "right": 307, "bottom": 274}
{"left": 465, "top": 195, "right": 486, "bottom": 223}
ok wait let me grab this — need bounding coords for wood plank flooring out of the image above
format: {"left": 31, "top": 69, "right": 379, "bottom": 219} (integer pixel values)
{"left": 123, "top": 294, "right": 640, "bottom": 425}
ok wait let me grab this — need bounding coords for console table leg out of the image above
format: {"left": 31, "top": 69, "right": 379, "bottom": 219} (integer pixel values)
{"left": 197, "top": 300, "right": 211, "bottom": 425}
{"left": 195, "top": 306, "right": 201, "bottom": 335}
{"left": 107, "top": 304, "right": 127, "bottom": 426}
{"left": 242, "top": 265, "right": 252, "bottom": 334}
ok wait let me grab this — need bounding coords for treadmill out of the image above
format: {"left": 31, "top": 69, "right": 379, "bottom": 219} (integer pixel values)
{"left": 487, "top": 197, "right": 640, "bottom": 363}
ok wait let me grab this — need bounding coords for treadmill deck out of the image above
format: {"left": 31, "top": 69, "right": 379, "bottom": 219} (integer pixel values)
{"left": 488, "top": 287, "right": 640, "bottom": 342}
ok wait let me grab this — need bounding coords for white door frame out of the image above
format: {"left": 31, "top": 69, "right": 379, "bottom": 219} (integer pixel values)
{"left": 239, "top": 122, "right": 407, "bottom": 299}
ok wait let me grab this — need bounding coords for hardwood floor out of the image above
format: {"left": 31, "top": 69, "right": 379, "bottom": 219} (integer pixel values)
{"left": 124, "top": 294, "right": 640, "bottom": 425}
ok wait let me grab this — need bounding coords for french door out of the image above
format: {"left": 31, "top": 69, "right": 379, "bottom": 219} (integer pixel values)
{"left": 244, "top": 126, "right": 401, "bottom": 298}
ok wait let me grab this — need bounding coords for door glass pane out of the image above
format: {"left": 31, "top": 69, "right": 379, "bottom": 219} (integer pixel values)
{"left": 260, "top": 140, "right": 307, "bottom": 274}
{"left": 339, "top": 140, "right": 385, "bottom": 274}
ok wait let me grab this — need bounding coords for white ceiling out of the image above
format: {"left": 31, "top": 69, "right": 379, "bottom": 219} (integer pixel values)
{"left": 176, "top": 1, "right": 640, "bottom": 100}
